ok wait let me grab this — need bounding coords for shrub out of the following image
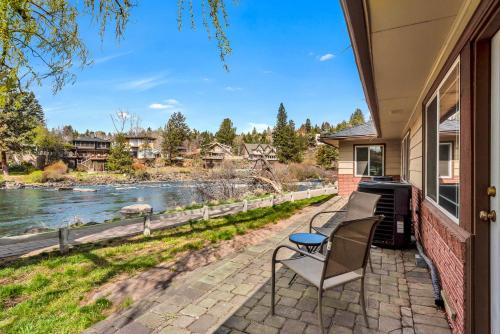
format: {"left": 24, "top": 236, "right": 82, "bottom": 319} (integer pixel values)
{"left": 132, "top": 162, "right": 146, "bottom": 171}
{"left": 8, "top": 162, "right": 36, "bottom": 175}
{"left": 133, "top": 169, "right": 150, "bottom": 181}
{"left": 42, "top": 161, "right": 68, "bottom": 182}
{"left": 25, "top": 171, "right": 44, "bottom": 183}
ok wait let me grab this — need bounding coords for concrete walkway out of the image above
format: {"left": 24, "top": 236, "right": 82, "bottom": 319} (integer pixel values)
{"left": 85, "top": 196, "right": 451, "bottom": 334}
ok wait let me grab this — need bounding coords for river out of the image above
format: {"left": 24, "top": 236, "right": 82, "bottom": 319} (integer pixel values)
{"left": 0, "top": 181, "right": 322, "bottom": 237}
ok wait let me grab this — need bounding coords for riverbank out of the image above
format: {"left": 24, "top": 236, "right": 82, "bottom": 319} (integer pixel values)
{"left": 0, "top": 195, "right": 333, "bottom": 334}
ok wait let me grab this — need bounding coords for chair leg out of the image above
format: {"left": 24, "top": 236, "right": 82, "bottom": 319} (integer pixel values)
{"left": 369, "top": 253, "right": 373, "bottom": 272}
{"left": 318, "top": 289, "right": 325, "bottom": 334}
{"left": 271, "top": 257, "right": 276, "bottom": 314}
{"left": 360, "top": 276, "right": 369, "bottom": 328}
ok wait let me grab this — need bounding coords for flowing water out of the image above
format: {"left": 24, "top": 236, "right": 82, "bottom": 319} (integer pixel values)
{"left": 0, "top": 181, "right": 322, "bottom": 237}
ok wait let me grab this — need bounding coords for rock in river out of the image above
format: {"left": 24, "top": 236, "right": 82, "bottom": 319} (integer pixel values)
{"left": 120, "top": 204, "right": 153, "bottom": 216}
{"left": 73, "top": 188, "right": 97, "bottom": 192}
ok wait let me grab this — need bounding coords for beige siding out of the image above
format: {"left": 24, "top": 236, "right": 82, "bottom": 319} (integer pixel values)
{"left": 338, "top": 139, "right": 401, "bottom": 177}
{"left": 408, "top": 113, "right": 423, "bottom": 189}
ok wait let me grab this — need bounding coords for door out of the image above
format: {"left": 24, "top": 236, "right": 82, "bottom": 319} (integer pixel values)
{"left": 491, "top": 28, "right": 500, "bottom": 333}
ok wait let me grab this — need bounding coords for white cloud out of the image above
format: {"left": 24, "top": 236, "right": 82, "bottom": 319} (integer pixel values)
{"left": 149, "top": 99, "right": 181, "bottom": 111}
{"left": 225, "top": 86, "right": 242, "bottom": 92}
{"left": 117, "top": 75, "right": 169, "bottom": 91}
{"left": 93, "top": 51, "right": 133, "bottom": 64}
{"left": 319, "top": 53, "right": 334, "bottom": 62}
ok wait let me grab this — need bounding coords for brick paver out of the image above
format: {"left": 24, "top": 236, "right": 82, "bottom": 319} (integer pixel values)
{"left": 84, "top": 196, "right": 451, "bottom": 334}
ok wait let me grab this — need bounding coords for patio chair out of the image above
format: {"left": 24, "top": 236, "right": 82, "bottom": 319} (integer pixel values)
{"left": 271, "top": 215, "right": 384, "bottom": 334}
{"left": 309, "top": 191, "right": 381, "bottom": 271}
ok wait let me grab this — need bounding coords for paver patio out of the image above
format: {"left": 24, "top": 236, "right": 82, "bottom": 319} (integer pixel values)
{"left": 85, "top": 196, "right": 451, "bottom": 334}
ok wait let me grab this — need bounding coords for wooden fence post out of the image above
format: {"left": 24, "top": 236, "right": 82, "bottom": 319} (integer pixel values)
{"left": 58, "top": 227, "right": 70, "bottom": 255}
{"left": 270, "top": 195, "right": 275, "bottom": 207}
{"left": 203, "top": 205, "right": 210, "bottom": 220}
{"left": 243, "top": 199, "right": 248, "bottom": 212}
{"left": 143, "top": 208, "right": 153, "bottom": 237}
{"left": 290, "top": 193, "right": 295, "bottom": 202}
{"left": 307, "top": 189, "right": 311, "bottom": 198}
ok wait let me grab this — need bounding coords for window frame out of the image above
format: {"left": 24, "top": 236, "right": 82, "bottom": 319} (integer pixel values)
{"left": 353, "top": 144, "right": 385, "bottom": 177}
{"left": 424, "top": 58, "right": 460, "bottom": 223}
{"left": 401, "top": 131, "right": 410, "bottom": 182}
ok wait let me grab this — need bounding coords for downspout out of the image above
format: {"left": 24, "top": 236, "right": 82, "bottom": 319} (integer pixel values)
{"left": 414, "top": 199, "right": 444, "bottom": 307}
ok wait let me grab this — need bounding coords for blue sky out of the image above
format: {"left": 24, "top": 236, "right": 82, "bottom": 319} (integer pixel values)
{"left": 33, "top": 1, "right": 368, "bottom": 134}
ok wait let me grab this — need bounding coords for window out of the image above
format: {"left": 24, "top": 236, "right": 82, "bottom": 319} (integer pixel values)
{"left": 354, "top": 145, "right": 384, "bottom": 177}
{"left": 425, "top": 60, "right": 460, "bottom": 220}
{"left": 401, "top": 132, "right": 410, "bottom": 182}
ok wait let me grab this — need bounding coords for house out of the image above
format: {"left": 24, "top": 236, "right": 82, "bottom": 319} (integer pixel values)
{"left": 68, "top": 137, "right": 111, "bottom": 171}
{"left": 321, "top": 1, "right": 500, "bottom": 333}
{"left": 125, "top": 135, "right": 159, "bottom": 159}
{"left": 240, "top": 143, "right": 278, "bottom": 162}
{"left": 202, "top": 142, "right": 236, "bottom": 168}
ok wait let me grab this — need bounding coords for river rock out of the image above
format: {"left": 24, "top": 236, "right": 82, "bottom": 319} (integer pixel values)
{"left": 73, "top": 188, "right": 97, "bottom": 192}
{"left": 120, "top": 204, "right": 152, "bottom": 216}
{"left": 5, "top": 181, "right": 25, "bottom": 189}
{"left": 58, "top": 186, "right": 73, "bottom": 191}
{"left": 23, "top": 226, "right": 53, "bottom": 234}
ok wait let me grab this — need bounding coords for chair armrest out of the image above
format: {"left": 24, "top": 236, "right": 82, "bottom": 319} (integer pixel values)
{"left": 272, "top": 244, "right": 326, "bottom": 264}
{"left": 309, "top": 210, "right": 347, "bottom": 233}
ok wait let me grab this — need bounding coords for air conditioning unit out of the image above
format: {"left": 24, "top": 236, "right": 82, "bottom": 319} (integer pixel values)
{"left": 358, "top": 181, "right": 412, "bottom": 249}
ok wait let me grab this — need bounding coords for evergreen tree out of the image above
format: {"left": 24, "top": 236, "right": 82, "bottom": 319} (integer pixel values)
{"left": 350, "top": 108, "right": 365, "bottom": 126}
{"left": 0, "top": 92, "right": 44, "bottom": 175}
{"left": 272, "top": 104, "right": 302, "bottom": 163}
{"left": 304, "top": 118, "right": 312, "bottom": 133}
{"left": 316, "top": 144, "right": 338, "bottom": 169}
{"left": 106, "top": 134, "right": 133, "bottom": 173}
{"left": 215, "top": 118, "right": 236, "bottom": 146}
{"left": 199, "top": 131, "right": 213, "bottom": 155}
{"left": 34, "top": 126, "right": 71, "bottom": 165}
{"left": 161, "top": 112, "right": 190, "bottom": 164}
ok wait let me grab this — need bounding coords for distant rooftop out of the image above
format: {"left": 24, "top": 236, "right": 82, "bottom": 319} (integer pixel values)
{"left": 320, "top": 121, "right": 376, "bottom": 140}
{"left": 73, "top": 137, "right": 110, "bottom": 143}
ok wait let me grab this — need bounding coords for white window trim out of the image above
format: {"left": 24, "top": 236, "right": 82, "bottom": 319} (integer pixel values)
{"left": 439, "top": 142, "right": 453, "bottom": 179}
{"left": 424, "top": 58, "right": 460, "bottom": 224}
{"left": 354, "top": 145, "right": 385, "bottom": 177}
{"left": 401, "top": 132, "right": 410, "bottom": 182}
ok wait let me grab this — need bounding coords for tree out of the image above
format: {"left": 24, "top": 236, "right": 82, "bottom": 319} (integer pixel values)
{"left": 316, "top": 145, "right": 338, "bottom": 169}
{"left": 106, "top": 134, "right": 133, "bottom": 173}
{"left": 161, "top": 112, "right": 190, "bottom": 164}
{"left": 0, "top": 92, "right": 44, "bottom": 175}
{"left": 350, "top": 108, "right": 365, "bottom": 126}
{"left": 215, "top": 118, "right": 236, "bottom": 146}
{"left": 1, "top": 0, "right": 233, "bottom": 102}
{"left": 199, "top": 131, "right": 214, "bottom": 155}
{"left": 33, "top": 126, "right": 70, "bottom": 165}
{"left": 272, "top": 103, "right": 302, "bottom": 163}
{"left": 304, "top": 118, "right": 312, "bottom": 133}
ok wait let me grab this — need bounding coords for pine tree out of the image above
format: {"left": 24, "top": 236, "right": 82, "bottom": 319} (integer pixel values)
{"left": 199, "top": 131, "right": 213, "bottom": 155}
{"left": 106, "top": 134, "right": 133, "bottom": 173}
{"left": 273, "top": 104, "right": 303, "bottom": 163}
{"left": 350, "top": 108, "right": 365, "bottom": 126}
{"left": 161, "top": 112, "right": 190, "bottom": 164}
{"left": 304, "top": 118, "right": 312, "bottom": 133}
{"left": 316, "top": 144, "right": 338, "bottom": 169}
{"left": 215, "top": 118, "right": 236, "bottom": 146}
{"left": 0, "top": 92, "right": 44, "bottom": 175}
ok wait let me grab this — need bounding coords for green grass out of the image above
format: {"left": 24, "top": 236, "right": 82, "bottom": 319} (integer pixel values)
{"left": 0, "top": 194, "right": 333, "bottom": 334}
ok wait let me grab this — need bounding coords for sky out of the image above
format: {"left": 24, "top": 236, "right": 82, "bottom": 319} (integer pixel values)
{"left": 33, "top": 0, "right": 369, "bottom": 134}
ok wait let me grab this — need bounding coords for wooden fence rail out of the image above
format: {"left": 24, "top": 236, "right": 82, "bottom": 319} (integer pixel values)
{"left": 0, "top": 187, "right": 337, "bottom": 258}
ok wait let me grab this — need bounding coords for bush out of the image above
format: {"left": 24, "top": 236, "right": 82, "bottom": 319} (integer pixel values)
{"left": 8, "top": 162, "right": 36, "bottom": 175}
{"left": 25, "top": 171, "right": 44, "bottom": 183}
{"left": 132, "top": 162, "right": 146, "bottom": 171}
{"left": 42, "top": 161, "right": 68, "bottom": 182}
{"left": 133, "top": 169, "right": 150, "bottom": 181}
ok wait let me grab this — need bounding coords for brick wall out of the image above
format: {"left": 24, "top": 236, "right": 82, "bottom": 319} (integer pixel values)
{"left": 338, "top": 174, "right": 400, "bottom": 197}
{"left": 411, "top": 186, "right": 469, "bottom": 334}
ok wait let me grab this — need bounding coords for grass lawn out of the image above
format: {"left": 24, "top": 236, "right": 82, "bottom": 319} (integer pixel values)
{"left": 0, "top": 194, "right": 333, "bottom": 334}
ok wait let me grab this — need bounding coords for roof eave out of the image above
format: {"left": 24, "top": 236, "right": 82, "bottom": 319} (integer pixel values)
{"left": 339, "top": 0, "right": 381, "bottom": 138}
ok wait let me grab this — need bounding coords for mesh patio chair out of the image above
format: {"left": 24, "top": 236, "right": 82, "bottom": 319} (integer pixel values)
{"left": 271, "top": 215, "right": 384, "bottom": 334}
{"left": 309, "top": 191, "right": 381, "bottom": 271}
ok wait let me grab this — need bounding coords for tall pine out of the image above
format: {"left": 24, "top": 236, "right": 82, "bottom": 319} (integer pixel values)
{"left": 162, "top": 112, "right": 190, "bottom": 164}
{"left": 272, "top": 103, "right": 302, "bottom": 163}
{"left": 215, "top": 118, "right": 236, "bottom": 146}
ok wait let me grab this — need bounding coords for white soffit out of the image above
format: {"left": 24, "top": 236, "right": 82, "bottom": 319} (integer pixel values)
{"left": 367, "top": 0, "right": 463, "bottom": 138}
